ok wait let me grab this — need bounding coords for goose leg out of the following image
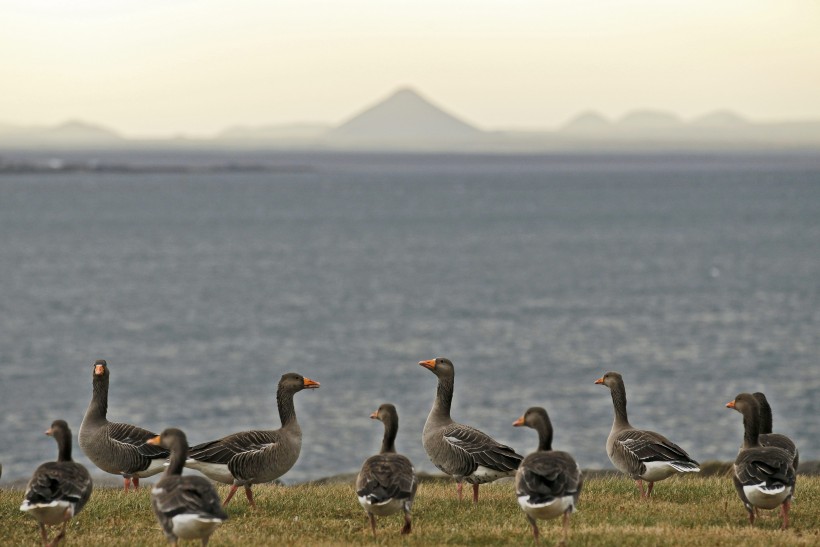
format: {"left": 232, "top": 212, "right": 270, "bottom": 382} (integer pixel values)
{"left": 646, "top": 481, "right": 654, "bottom": 497}
{"left": 132, "top": 476, "right": 140, "bottom": 490}
{"left": 223, "top": 485, "right": 239, "bottom": 506}
{"left": 636, "top": 480, "right": 646, "bottom": 498}
{"left": 562, "top": 510, "right": 571, "bottom": 544}
{"left": 38, "top": 522, "right": 48, "bottom": 546}
{"left": 123, "top": 477, "right": 131, "bottom": 492}
{"left": 46, "top": 520, "right": 67, "bottom": 547}
{"left": 473, "top": 483, "right": 480, "bottom": 503}
{"left": 526, "top": 514, "right": 540, "bottom": 545}
{"left": 780, "top": 499, "right": 790, "bottom": 530}
{"left": 244, "top": 485, "right": 256, "bottom": 508}
{"left": 368, "top": 513, "right": 377, "bottom": 537}
{"left": 401, "top": 509, "right": 412, "bottom": 535}
{"left": 748, "top": 508, "right": 756, "bottom": 526}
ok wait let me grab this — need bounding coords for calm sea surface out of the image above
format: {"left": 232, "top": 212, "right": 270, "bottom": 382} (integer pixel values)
{"left": 1, "top": 152, "right": 818, "bottom": 484}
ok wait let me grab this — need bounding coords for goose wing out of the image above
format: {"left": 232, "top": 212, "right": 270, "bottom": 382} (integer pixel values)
{"left": 24, "top": 462, "right": 93, "bottom": 510}
{"left": 108, "top": 422, "right": 170, "bottom": 459}
{"left": 356, "top": 454, "right": 417, "bottom": 503}
{"left": 442, "top": 423, "right": 522, "bottom": 473}
{"left": 516, "top": 452, "right": 581, "bottom": 504}
{"left": 735, "top": 447, "right": 795, "bottom": 488}
{"left": 152, "top": 476, "right": 228, "bottom": 521}
{"left": 188, "top": 430, "right": 281, "bottom": 465}
{"left": 614, "top": 429, "right": 698, "bottom": 468}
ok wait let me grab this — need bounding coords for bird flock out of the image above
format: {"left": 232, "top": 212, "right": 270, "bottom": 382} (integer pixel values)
{"left": 16, "top": 357, "right": 798, "bottom": 546}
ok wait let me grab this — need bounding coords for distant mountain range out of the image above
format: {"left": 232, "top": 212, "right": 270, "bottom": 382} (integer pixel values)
{"left": 2, "top": 88, "right": 820, "bottom": 151}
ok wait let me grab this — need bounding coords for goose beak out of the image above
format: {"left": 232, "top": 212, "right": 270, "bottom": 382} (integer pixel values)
{"left": 94, "top": 364, "right": 106, "bottom": 376}
{"left": 146, "top": 435, "right": 161, "bottom": 446}
{"left": 45, "top": 428, "right": 54, "bottom": 436}
{"left": 303, "top": 377, "right": 320, "bottom": 389}
{"left": 512, "top": 416, "right": 525, "bottom": 427}
{"left": 419, "top": 359, "right": 436, "bottom": 370}
{"left": 370, "top": 411, "right": 379, "bottom": 420}
{"left": 594, "top": 377, "right": 604, "bottom": 385}
{"left": 725, "top": 400, "right": 736, "bottom": 409}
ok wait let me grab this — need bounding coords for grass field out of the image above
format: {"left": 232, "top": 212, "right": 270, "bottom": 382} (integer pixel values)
{"left": 2, "top": 474, "right": 818, "bottom": 546}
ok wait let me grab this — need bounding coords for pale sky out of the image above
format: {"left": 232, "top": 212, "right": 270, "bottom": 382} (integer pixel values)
{"left": 2, "top": 0, "right": 819, "bottom": 137}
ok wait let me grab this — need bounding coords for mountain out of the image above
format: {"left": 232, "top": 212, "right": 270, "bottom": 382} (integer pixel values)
{"left": 0, "top": 120, "right": 122, "bottom": 147}
{"left": 327, "top": 87, "right": 483, "bottom": 145}
{"left": 561, "top": 111, "right": 612, "bottom": 133}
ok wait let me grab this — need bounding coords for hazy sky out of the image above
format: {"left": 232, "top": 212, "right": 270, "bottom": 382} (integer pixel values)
{"left": 2, "top": 0, "right": 819, "bottom": 136}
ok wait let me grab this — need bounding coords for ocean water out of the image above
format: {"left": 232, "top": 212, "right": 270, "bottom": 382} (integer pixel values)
{"left": 1, "top": 152, "right": 818, "bottom": 484}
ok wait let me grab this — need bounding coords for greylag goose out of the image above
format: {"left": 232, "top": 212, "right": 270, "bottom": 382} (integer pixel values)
{"left": 185, "top": 372, "right": 320, "bottom": 507}
{"left": 20, "top": 420, "right": 93, "bottom": 547}
{"left": 727, "top": 393, "right": 795, "bottom": 529}
{"left": 513, "top": 407, "right": 582, "bottom": 546}
{"left": 418, "top": 357, "right": 523, "bottom": 502}
{"left": 148, "top": 428, "right": 228, "bottom": 546}
{"left": 594, "top": 372, "right": 699, "bottom": 497}
{"left": 753, "top": 392, "right": 799, "bottom": 470}
{"left": 356, "top": 404, "right": 418, "bottom": 537}
{"left": 78, "top": 360, "right": 169, "bottom": 491}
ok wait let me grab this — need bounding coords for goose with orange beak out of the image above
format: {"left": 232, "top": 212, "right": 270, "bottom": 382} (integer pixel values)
{"left": 21, "top": 420, "right": 93, "bottom": 547}
{"left": 726, "top": 393, "right": 795, "bottom": 529}
{"left": 512, "top": 407, "right": 582, "bottom": 546}
{"left": 418, "top": 357, "right": 522, "bottom": 502}
{"left": 594, "top": 371, "right": 699, "bottom": 498}
{"left": 148, "top": 428, "right": 227, "bottom": 546}
{"left": 78, "top": 359, "right": 169, "bottom": 491}
{"left": 185, "top": 373, "right": 319, "bottom": 507}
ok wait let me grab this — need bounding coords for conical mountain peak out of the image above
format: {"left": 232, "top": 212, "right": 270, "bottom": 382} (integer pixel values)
{"left": 330, "top": 87, "right": 482, "bottom": 142}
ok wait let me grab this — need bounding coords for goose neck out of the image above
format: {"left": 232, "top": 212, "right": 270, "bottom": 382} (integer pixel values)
{"left": 535, "top": 419, "right": 554, "bottom": 452}
{"left": 742, "top": 407, "right": 761, "bottom": 449}
{"left": 165, "top": 441, "right": 187, "bottom": 476}
{"left": 56, "top": 434, "right": 73, "bottom": 463}
{"left": 431, "top": 375, "right": 454, "bottom": 419}
{"left": 380, "top": 419, "right": 398, "bottom": 454}
{"left": 277, "top": 386, "right": 298, "bottom": 428}
{"left": 84, "top": 377, "right": 109, "bottom": 423}
{"left": 609, "top": 381, "right": 630, "bottom": 428}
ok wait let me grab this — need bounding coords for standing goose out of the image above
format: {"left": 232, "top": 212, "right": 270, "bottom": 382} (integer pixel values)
{"left": 78, "top": 360, "right": 169, "bottom": 491}
{"left": 418, "top": 358, "right": 523, "bottom": 502}
{"left": 185, "top": 372, "right": 320, "bottom": 507}
{"left": 753, "top": 392, "right": 799, "bottom": 471}
{"left": 148, "top": 428, "right": 228, "bottom": 546}
{"left": 20, "top": 420, "right": 93, "bottom": 547}
{"left": 356, "top": 404, "right": 417, "bottom": 536}
{"left": 513, "top": 407, "right": 582, "bottom": 546}
{"left": 594, "top": 372, "right": 699, "bottom": 498}
{"left": 726, "top": 393, "right": 795, "bottom": 529}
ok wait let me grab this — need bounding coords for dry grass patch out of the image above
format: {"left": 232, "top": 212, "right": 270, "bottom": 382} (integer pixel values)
{"left": 1, "top": 476, "right": 817, "bottom": 545}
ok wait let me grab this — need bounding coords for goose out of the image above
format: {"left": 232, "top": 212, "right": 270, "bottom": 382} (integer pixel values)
{"left": 148, "top": 428, "right": 228, "bottom": 546}
{"left": 594, "top": 372, "right": 699, "bottom": 497}
{"left": 753, "top": 392, "right": 799, "bottom": 471}
{"left": 726, "top": 393, "right": 795, "bottom": 529}
{"left": 20, "top": 420, "right": 93, "bottom": 547}
{"left": 185, "top": 372, "right": 319, "bottom": 507}
{"left": 356, "top": 404, "right": 417, "bottom": 537}
{"left": 78, "top": 360, "right": 169, "bottom": 491}
{"left": 513, "top": 407, "right": 582, "bottom": 546}
{"left": 418, "top": 357, "right": 523, "bottom": 502}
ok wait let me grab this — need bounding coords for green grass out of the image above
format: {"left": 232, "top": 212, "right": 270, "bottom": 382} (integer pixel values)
{"left": 2, "top": 475, "right": 818, "bottom": 546}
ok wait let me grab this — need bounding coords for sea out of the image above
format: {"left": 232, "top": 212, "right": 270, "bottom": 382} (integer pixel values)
{"left": 1, "top": 150, "right": 818, "bottom": 485}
